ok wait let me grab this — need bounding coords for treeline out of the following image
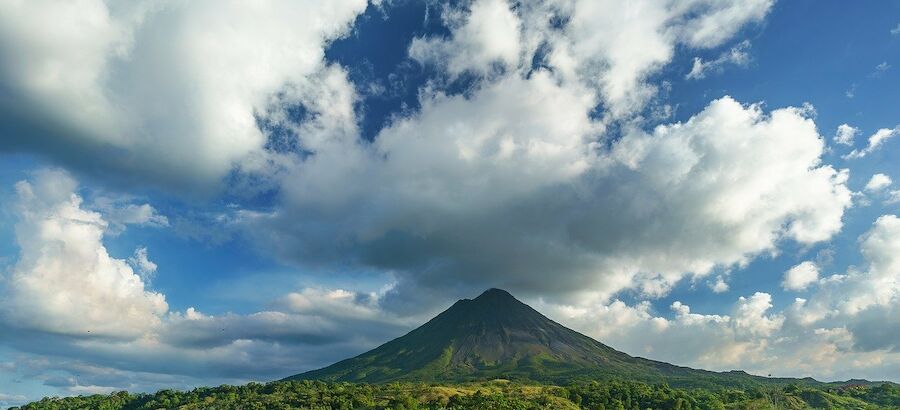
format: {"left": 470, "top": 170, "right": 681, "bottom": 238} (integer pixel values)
{"left": 11, "top": 379, "right": 899, "bottom": 410}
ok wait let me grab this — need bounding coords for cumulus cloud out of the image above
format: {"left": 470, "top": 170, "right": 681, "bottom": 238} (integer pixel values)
{"left": 709, "top": 276, "right": 730, "bottom": 293}
{"left": 538, "top": 218, "right": 900, "bottom": 382}
{"left": 0, "top": 0, "right": 368, "bottom": 191}
{"left": 865, "top": 173, "right": 892, "bottom": 192}
{"left": 538, "top": 292, "right": 793, "bottom": 376}
{"left": 549, "top": 0, "right": 771, "bottom": 116}
{"left": 229, "top": 0, "right": 847, "bottom": 308}
{"left": 686, "top": 40, "right": 751, "bottom": 80}
{"left": 782, "top": 215, "right": 900, "bottom": 351}
{"left": 246, "top": 94, "right": 852, "bottom": 307}
{"left": 409, "top": 0, "right": 521, "bottom": 77}
{"left": 833, "top": 123, "right": 858, "bottom": 146}
{"left": 0, "top": 170, "right": 413, "bottom": 392}
{"left": 733, "top": 292, "right": 785, "bottom": 337}
{"left": 844, "top": 126, "right": 900, "bottom": 159}
{"left": 782, "top": 261, "right": 819, "bottom": 291}
{"left": 409, "top": 0, "right": 772, "bottom": 117}
{"left": 3, "top": 169, "right": 168, "bottom": 339}
{"left": 0, "top": 0, "right": 792, "bottom": 310}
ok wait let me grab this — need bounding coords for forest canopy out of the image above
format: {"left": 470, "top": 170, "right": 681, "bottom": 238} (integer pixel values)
{"left": 11, "top": 379, "right": 899, "bottom": 410}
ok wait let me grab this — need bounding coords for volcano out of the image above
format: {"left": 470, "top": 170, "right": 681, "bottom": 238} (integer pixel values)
{"left": 288, "top": 289, "right": 809, "bottom": 387}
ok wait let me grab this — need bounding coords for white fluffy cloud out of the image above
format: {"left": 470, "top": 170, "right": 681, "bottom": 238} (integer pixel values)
{"left": 409, "top": 0, "right": 521, "bottom": 77}
{"left": 236, "top": 0, "right": 846, "bottom": 306}
{"left": 0, "top": 0, "right": 367, "bottom": 191}
{"left": 538, "top": 292, "right": 790, "bottom": 375}
{"left": 782, "top": 215, "right": 900, "bottom": 341}
{"left": 410, "top": 0, "right": 772, "bottom": 117}
{"left": 782, "top": 261, "right": 820, "bottom": 291}
{"left": 865, "top": 173, "right": 892, "bottom": 192}
{"left": 845, "top": 126, "right": 900, "bottom": 159}
{"left": 555, "top": 0, "right": 771, "bottom": 116}
{"left": 0, "top": 0, "right": 809, "bottom": 308}
{"left": 249, "top": 93, "right": 852, "bottom": 305}
{"left": 3, "top": 169, "right": 168, "bottom": 338}
{"left": 539, "top": 216, "right": 900, "bottom": 381}
{"left": 0, "top": 170, "right": 413, "bottom": 392}
{"left": 833, "top": 123, "right": 859, "bottom": 146}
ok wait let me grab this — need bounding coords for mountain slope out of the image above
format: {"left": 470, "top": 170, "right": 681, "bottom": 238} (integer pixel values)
{"left": 288, "top": 289, "right": 816, "bottom": 387}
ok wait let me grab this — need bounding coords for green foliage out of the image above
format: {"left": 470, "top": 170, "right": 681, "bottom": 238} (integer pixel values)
{"left": 11, "top": 379, "right": 898, "bottom": 410}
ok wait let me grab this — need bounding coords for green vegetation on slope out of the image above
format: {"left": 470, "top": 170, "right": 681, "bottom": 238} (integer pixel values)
{"left": 12, "top": 379, "right": 899, "bottom": 410}
{"left": 287, "top": 289, "right": 692, "bottom": 384}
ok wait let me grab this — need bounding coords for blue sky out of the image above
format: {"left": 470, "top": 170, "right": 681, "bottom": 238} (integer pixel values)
{"left": 0, "top": 0, "right": 898, "bottom": 405}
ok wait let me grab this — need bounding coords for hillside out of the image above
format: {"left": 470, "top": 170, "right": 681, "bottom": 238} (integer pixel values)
{"left": 288, "top": 289, "right": 832, "bottom": 388}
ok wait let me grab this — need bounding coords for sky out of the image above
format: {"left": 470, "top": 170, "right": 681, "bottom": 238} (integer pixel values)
{"left": 0, "top": 0, "right": 898, "bottom": 405}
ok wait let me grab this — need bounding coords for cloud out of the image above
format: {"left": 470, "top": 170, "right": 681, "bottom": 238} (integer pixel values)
{"left": 845, "top": 84, "right": 857, "bottom": 99}
{"left": 229, "top": 0, "right": 843, "bottom": 308}
{"left": 833, "top": 123, "right": 858, "bottom": 146}
{"left": 0, "top": 0, "right": 368, "bottom": 192}
{"left": 3, "top": 169, "right": 168, "bottom": 339}
{"left": 550, "top": 0, "right": 771, "bottom": 117}
{"left": 537, "top": 292, "right": 794, "bottom": 376}
{"left": 733, "top": 292, "right": 784, "bottom": 337}
{"left": 686, "top": 40, "right": 751, "bottom": 80}
{"left": 782, "top": 261, "right": 819, "bottom": 291}
{"left": 93, "top": 198, "right": 169, "bottom": 235}
{"left": 245, "top": 94, "right": 851, "bottom": 307}
{"left": 0, "top": 393, "right": 28, "bottom": 407}
{"left": 844, "top": 126, "right": 900, "bottom": 159}
{"left": 409, "top": 0, "right": 521, "bottom": 77}
{"left": 710, "top": 276, "right": 730, "bottom": 293}
{"left": 102, "top": 203, "right": 168, "bottom": 228}
{"left": 865, "top": 173, "right": 892, "bottom": 192}
{"left": 887, "top": 190, "right": 900, "bottom": 205}
{"left": 0, "top": 0, "right": 788, "bottom": 310}
{"left": 892, "top": 23, "right": 900, "bottom": 35}
{"left": 276, "top": 288, "right": 391, "bottom": 321}
{"left": 128, "top": 247, "right": 158, "bottom": 282}
{"left": 537, "top": 215, "right": 900, "bottom": 381}
{"left": 409, "top": 0, "right": 772, "bottom": 117}
{"left": 0, "top": 170, "right": 414, "bottom": 391}
{"left": 788, "top": 215, "right": 900, "bottom": 348}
